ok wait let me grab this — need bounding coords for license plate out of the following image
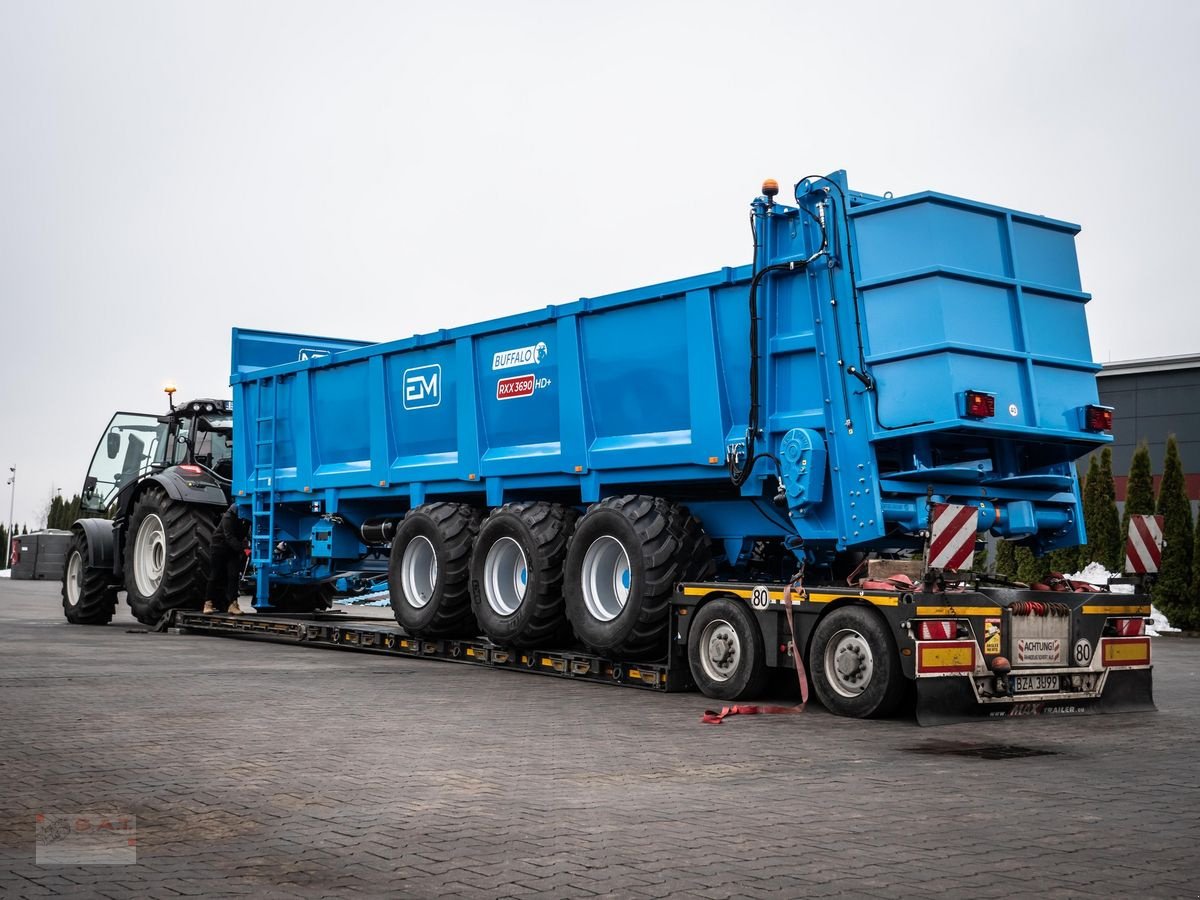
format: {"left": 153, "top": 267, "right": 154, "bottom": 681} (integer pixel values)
{"left": 1013, "top": 674, "right": 1059, "bottom": 693}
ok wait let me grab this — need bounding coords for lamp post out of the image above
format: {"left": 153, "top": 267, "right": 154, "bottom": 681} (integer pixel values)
{"left": 4, "top": 467, "right": 13, "bottom": 571}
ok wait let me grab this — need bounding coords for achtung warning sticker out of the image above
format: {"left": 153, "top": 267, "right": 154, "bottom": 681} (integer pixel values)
{"left": 984, "top": 618, "right": 1001, "bottom": 655}
{"left": 1016, "top": 638, "right": 1062, "bottom": 665}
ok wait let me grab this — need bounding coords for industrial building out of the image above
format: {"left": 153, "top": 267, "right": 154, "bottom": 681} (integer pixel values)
{"left": 1096, "top": 353, "right": 1200, "bottom": 511}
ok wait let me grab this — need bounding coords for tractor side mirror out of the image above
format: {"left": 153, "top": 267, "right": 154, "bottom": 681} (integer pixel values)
{"left": 106, "top": 432, "right": 121, "bottom": 459}
{"left": 83, "top": 475, "right": 97, "bottom": 497}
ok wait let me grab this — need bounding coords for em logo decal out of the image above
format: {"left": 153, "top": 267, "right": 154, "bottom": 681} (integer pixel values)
{"left": 403, "top": 364, "right": 441, "bottom": 409}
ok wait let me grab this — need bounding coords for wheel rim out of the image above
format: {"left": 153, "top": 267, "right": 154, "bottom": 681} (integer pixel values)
{"left": 65, "top": 550, "right": 84, "bottom": 607}
{"left": 823, "top": 627, "right": 875, "bottom": 698}
{"left": 580, "top": 534, "right": 631, "bottom": 622}
{"left": 400, "top": 536, "right": 438, "bottom": 609}
{"left": 133, "top": 513, "right": 167, "bottom": 597}
{"left": 698, "top": 618, "right": 741, "bottom": 684}
{"left": 483, "top": 536, "right": 528, "bottom": 616}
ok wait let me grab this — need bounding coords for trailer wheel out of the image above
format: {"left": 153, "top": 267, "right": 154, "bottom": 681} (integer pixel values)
{"left": 268, "top": 583, "right": 335, "bottom": 613}
{"left": 389, "top": 502, "right": 480, "bottom": 637}
{"left": 687, "top": 597, "right": 767, "bottom": 700}
{"left": 470, "top": 501, "right": 577, "bottom": 647}
{"left": 124, "top": 488, "right": 221, "bottom": 626}
{"left": 809, "top": 606, "right": 905, "bottom": 718}
{"left": 61, "top": 530, "right": 119, "bottom": 625}
{"left": 564, "top": 495, "right": 711, "bottom": 659}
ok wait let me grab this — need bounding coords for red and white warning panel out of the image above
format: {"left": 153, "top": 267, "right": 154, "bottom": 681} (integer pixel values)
{"left": 928, "top": 503, "right": 979, "bottom": 570}
{"left": 1125, "top": 514, "right": 1164, "bottom": 574}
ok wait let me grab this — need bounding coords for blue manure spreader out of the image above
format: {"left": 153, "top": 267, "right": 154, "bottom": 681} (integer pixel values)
{"left": 65, "top": 171, "right": 1154, "bottom": 724}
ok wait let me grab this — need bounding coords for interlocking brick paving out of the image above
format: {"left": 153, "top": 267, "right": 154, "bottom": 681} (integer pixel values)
{"left": 1, "top": 578, "right": 1196, "bottom": 898}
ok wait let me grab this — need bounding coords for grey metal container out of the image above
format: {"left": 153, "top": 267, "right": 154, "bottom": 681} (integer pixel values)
{"left": 33, "top": 530, "right": 72, "bottom": 580}
{"left": 9, "top": 530, "right": 73, "bottom": 580}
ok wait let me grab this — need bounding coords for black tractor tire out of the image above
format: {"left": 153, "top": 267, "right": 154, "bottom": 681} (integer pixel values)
{"left": 687, "top": 597, "right": 767, "bottom": 701}
{"left": 564, "top": 495, "right": 713, "bottom": 659}
{"left": 469, "top": 501, "right": 578, "bottom": 647}
{"left": 809, "top": 605, "right": 906, "bottom": 718}
{"left": 123, "top": 487, "right": 221, "bottom": 626}
{"left": 268, "top": 582, "right": 336, "bottom": 613}
{"left": 388, "top": 502, "right": 480, "bottom": 637}
{"left": 61, "top": 530, "right": 119, "bottom": 625}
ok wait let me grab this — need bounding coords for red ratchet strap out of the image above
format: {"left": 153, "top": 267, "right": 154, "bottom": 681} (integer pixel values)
{"left": 701, "top": 579, "right": 809, "bottom": 725}
{"left": 859, "top": 573, "right": 916, "bottom": 591}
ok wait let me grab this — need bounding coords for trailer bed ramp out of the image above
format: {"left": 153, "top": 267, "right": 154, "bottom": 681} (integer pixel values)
{"left": 167, "top": 610, "right": 686, "bottom": 691}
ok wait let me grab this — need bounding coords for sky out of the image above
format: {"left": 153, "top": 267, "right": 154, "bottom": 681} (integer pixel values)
{"left": 1, "top": 0, "right": 1198, "bottom": 529}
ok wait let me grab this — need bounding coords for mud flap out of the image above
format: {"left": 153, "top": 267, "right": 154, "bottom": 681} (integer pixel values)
{"left": 915, "top": 669, "right": 1155, "bottom": 726}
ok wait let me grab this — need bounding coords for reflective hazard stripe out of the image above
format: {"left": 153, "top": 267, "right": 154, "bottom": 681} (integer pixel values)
{"left": 928, "top": 503, "right": 979, "bottom": 570}
{"left": 1125, "top": 515, "right": 1163, "bottom": 574}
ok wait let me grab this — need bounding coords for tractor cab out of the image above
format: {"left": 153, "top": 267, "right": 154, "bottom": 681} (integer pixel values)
{"left": 79, "top": 389, "right": 233, "bottom": 518}
{"left": 155, "top": 398, "right": 234, "bottom": 481}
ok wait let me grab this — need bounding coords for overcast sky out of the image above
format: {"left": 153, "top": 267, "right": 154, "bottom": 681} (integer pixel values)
{"left": 1, "top": 0, "right": 1197, "bottom": 529}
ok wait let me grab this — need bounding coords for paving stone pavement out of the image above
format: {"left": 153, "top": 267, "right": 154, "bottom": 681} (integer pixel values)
{"left": 0, "top": 578, "right": 1197, "bottom": 899}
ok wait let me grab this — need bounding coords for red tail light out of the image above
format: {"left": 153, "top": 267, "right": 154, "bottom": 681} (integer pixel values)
{"left": 1084, "top": 405, "right": 1113, "bottom": 432}
{"left": 917, "top": 620, "right": 959, "bottom": 641}
{"left": 178, "top": 464, "right": 203, "bottom": 475}
{"left": 965, "top": 390, "right": 995, "bottom": 418}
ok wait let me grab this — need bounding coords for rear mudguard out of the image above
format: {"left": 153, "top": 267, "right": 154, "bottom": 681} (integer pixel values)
{"left": 915, "top": 668, "right": 1155, "bottom": 726}
{"left": 145, "top": 469, "right": 229, "bottom": 508}
{"left": 111, "top": 471, "right": 229, "bottom": 577}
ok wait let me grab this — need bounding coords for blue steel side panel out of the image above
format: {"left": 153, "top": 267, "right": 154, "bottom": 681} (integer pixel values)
{"left": 231, "top": 328, "right": 372, "bottom": 376}
{"left": 385, "top": 346, "right": 459, "bottom": 476}
{"left": 231, "top": 276, "right": 753, "bottom": 508}
{"left": 478, "top": 324, "right": 561, "bottom": 474}
{"left": 849, "top": 194, "right": 1106, "bottom": 442}
{"left": 312, "top": 364, "right": 371, "bottom": 476}
{"left": 582, "top": 298, "right": 692, "bottom": 466}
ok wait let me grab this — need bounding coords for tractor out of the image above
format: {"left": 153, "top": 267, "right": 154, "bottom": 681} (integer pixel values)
{"left": 60, "top": 387, "right": 235, "bottom": 625}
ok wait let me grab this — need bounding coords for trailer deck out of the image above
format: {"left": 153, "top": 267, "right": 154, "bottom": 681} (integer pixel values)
{"left": 167, "top": 608, "right": 687, "bottom": 691}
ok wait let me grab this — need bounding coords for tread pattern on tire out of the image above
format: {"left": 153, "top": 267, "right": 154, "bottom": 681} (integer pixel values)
{"left": 124, "top": 487, "right": 221, "bottom": 626}
{"left": 472, "top": 501, "right": 577, "bottom": 647}
{"left": 809, "top": 605, "right": 906, "bottom": 719}
{"left": 61, "top": 530, "right": 119, "bottom": 625}
{"left": 688, "top": 597, "right": 767, "bottom": 701}
{"left": 566, "top": 494, "right": 713, "bottom": 659}
{"left": 390, "top": 502, "right": 480, "bottom": 637}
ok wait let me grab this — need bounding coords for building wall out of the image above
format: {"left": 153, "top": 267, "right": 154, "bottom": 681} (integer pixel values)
{"left": 1095, "top": 357, "right": 1200, "bottom": 511}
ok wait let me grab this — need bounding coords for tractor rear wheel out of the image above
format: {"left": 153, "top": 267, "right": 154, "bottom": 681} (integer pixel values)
{"left": 470, "top": 501, "right": 577, "bottom": 647}
{"left": 61, "top": 530, "right": 119, "bottom": 625}
{"left": 564, "top": 495, "right": 712, "bottom": 659}
{"left": 124, "top": 488, "right": 221, "bottom": 626}
{"left": 388, "top": 502, "right": 479, "bottom": 637}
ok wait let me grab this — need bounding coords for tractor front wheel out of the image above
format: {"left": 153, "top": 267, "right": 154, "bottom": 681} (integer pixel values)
{"left": 61, "top": 530, "right": 119, "bottom": 625}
